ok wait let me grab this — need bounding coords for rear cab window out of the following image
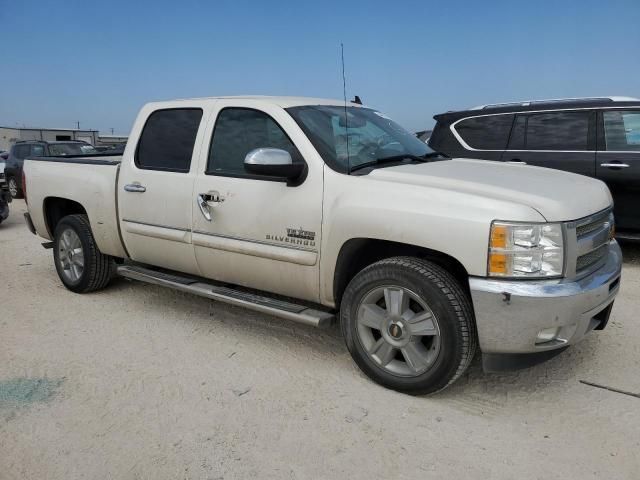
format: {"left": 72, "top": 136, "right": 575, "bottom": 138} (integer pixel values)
{"left": 454, "top": 114, "right": 514, "bottom": 150}
{"left": 136, "top": 108, "right": 203, "bottom": 172}
{"left": 31, "top": 145, "right": 45, "bottom": 157}
{"left": 603, "top": 110, "right": 640, "bottom": 151}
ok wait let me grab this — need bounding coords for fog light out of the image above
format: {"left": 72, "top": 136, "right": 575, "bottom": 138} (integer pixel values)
{"left": 536, "top": 327, "right": 561, "bottom": 344}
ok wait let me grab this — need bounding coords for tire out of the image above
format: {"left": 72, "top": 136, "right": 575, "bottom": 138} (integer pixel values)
{"left": 340, "top": 257, "right": 477, "bottom": 395}
{"left": 7, "top": 177, "right": 22, "bottom": 199}
{"left": 53, "top": 214, "right": 116, "bottom": 293}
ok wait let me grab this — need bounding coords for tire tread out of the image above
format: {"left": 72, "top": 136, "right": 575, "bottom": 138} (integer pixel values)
{"left": 55, "top": 214, "right": 115, "bottom": 293}
{"left": 341, "top": 256, "right": 478, "bottom": 394}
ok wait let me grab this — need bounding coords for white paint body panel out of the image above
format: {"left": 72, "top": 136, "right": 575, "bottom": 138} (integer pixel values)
{"left": 23, "top": 96, "right": 614, "bottom": 308}
{"left": 23, "top": 159, "right": 127, "bottom": 258}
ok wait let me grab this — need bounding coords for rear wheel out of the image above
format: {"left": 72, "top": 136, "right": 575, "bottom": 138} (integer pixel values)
{"left": 53, "top": 214, "right": 116, "bottom": 293}
{"left": 340, "top": 257, "right": 477, "bottom": 395}
{"left": 7, "top": 177, "right": 22, "bottom": 199}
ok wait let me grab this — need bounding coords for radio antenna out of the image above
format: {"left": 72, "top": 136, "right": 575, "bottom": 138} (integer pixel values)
{"left": 341, "top": 43, "right": 351, "bottom": 173}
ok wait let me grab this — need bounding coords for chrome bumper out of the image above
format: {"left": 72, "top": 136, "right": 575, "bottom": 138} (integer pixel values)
{"left": 469, "top": 241, "right": 622, "bottom": 354}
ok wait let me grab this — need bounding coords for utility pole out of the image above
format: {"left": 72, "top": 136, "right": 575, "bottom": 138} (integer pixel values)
{"left": 76, "top": 121, "right": 80, "bottom": 130}
{"left": 110, "top": 128, "right": 114, "bottom": 135}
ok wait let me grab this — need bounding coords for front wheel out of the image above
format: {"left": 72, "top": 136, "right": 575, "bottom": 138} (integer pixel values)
{"left": 53, "top": 214, "right": 116, "bottom": 293}
{"left": 340, "top": 257, "right": 477, "bottom": 395}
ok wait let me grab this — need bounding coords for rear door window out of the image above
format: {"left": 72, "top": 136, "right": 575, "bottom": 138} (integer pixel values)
{"left": 136, "top": 108, "right": 203, "bottom": 172}
{"left": 603, "top": 110, "right": 640, "bottom": 151}
{"left": 454, "top": 114, "right": 514, "bottom": 150}
{"left": 525, "top": 112, "right": 590, "bottom": 150}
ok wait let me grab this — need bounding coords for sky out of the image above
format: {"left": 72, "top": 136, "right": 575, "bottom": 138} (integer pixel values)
{"left": 1, "top": 0, "right": 639, "bottom": 135}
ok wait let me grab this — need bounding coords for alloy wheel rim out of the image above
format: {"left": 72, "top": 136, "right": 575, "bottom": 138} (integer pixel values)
{"left": 356, "top": 285, "right": 441, "bottom": 377}
{"left": 58, "top": 228, "right": 84, "bottom": 282}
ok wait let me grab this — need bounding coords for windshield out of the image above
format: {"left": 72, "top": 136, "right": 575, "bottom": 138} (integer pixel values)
{"left": 287, "top": 105, "right": 435, "bottom": 173}
{"left": 49, "top": 143, "right": 97, "bottom": 156}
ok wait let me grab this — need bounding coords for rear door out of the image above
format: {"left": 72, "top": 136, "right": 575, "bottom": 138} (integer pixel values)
{"left": 501, "top": 110, "right": 596, "bottom": 176}
{"left": 596, "top": 109, "right": 640, "bottom": 232}
{"left": 117, "top": 105, "right": 208, "bottom": 274}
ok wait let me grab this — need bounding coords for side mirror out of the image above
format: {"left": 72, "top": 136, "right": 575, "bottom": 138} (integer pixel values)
{"left": 244, "top": 148, "right": 304, "bottom": 181}
{"left": 0, "top": 152, "right": 8, "bottom": 160}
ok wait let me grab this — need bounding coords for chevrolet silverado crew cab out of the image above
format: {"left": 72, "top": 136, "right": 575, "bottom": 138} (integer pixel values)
{"left": 22, "top": 96, "right": 622, "bottom": 394}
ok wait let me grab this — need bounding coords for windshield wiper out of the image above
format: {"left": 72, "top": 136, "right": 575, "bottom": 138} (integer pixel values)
{"left": 349, "top": 153, "right": 431, "bottom": 173}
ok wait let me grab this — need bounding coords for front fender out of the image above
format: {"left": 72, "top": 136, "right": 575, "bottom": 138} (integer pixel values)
{"left": 319, "top": 169, "right": 544, "bottom": 306}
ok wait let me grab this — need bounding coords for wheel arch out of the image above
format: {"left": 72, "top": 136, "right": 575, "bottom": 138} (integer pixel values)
{"left": 43, "top": 197, "right": 88, "bottom": 238}
{"left": 333, "top": 238, "right": 470, "bottom": 308}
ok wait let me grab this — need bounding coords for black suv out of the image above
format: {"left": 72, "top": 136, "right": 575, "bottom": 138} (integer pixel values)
{"left": 429, "top": 97, "right": 640, "bottom": 238}
{"left": 1, "top": 140, "right": 97, "bottom": 198}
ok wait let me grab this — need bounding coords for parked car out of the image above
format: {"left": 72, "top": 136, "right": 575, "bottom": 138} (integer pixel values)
{"left": 429, "top": 96, "right": 640, "bottom": 239}
{"left": 0, "top": 157, "right": 10, "bottom": 224}
{"left": 3, "top": 140, "right": 97, "bottom": 198}
{"left": 0, "top": 154, "right": 6, "bottom": 187}
{"left": 22, "top": 96, "right": 621, "bottom": 394}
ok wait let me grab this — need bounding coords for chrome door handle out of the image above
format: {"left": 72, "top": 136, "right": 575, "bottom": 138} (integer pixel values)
{"left": 197, "top": 194, "right": 212, "bottom": 221}
{"left": 506, "top": 160, "right": 527, "bottom": 165}
{"left": 200, "top": 191, "right": 224, "bottom": 203}
{"left": 600, "top": 163, "right": 630, "bottom": 169}
{"left": 124, "top": 183, "right": 146, "bottom": 193}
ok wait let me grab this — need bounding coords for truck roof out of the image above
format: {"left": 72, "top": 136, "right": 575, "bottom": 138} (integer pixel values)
{"left": 152, "top": 95, "right": 363, "bottom": 109}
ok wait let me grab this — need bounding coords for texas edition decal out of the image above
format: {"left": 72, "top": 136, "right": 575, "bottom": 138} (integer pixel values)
{"left": 266, "top": 227, "right": 316, "bottom": 247}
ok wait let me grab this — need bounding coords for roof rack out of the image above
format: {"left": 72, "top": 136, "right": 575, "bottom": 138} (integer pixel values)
{"left": 470, "top": 96, "right": 640, "bottom": 110}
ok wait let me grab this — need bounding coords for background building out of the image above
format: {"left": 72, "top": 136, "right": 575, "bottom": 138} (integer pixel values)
{"left": 97, "top": 134, "right": 128, "bottom": 146}
{"left": 0, "top": 126, "right": 99, "bottom": 151}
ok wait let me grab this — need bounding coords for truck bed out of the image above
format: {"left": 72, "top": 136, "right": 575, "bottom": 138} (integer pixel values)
{"left": 23, "top": 155, "right": 127, "bottom": 258}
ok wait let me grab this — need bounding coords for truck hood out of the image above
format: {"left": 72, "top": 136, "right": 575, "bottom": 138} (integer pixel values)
{"left": 368, "top": 158, "right": 612, "bottom": 222}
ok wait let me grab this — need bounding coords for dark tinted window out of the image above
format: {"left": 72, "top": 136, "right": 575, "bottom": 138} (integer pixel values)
{"left": 603, "top": 110, "right": 640, "bottom": 151}
{"left": 14, "top": 145, "right": 31, "bottom": 158}
{"left": 208, "top": 108, "right": 300, "bottom": 175}
{"left": 525, "top": 112, "right": 589, "bottom": 150}
{"left": 455, "top": 114, "right": 514, "bottom": 149}
{"left": 508, "top": 115, "right": 526, "bottom": 149}
{"left": 136, "top": 108, "right": 202, "bottom": 172}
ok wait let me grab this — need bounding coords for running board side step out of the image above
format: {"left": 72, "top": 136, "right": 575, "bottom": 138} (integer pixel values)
{"left": 116, "top": 265, "right": 334, "bottom": 328}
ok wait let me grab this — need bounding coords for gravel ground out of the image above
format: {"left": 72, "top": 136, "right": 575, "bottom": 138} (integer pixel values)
{"left": 1, "top": 199, "right": 639, "bottom": 479}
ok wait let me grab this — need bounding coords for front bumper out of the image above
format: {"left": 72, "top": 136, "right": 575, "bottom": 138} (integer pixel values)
{"left": 469, "top": 241, "right": 622, "bottom": 359}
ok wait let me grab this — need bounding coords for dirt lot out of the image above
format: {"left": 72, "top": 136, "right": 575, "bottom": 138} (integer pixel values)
{"left": 1, "top": 199, "right": 639, "bottom": 479}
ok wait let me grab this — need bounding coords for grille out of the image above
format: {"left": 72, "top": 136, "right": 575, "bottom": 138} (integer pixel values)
{"left": 572, "top": 209, "right": 613, "bottom": 275}
{"left": 576, "top": 212, "right": 610, "bottom": 238}
{"left": 576, "top": 243, "right": 609, "bottom": 272}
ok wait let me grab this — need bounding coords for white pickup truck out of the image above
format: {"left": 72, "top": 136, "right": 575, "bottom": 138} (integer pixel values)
{"left": 23, "top": 96, "right": 622, "bottom": 394}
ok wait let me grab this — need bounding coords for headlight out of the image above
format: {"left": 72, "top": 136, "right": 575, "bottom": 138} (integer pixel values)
{"left": 488, "top": 222, "right": 564, "bottom": 278}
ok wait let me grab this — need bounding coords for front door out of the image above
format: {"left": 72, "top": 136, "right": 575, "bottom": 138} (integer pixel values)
{"left": 501, "top": 111, "right": 596, "bottom": 176}
{"left": 118, "top": 105, "right": 207, "bottom": 274}
{"left": 192, "top": 102, "right": 323, "bottom": 302}
{"left": 597, "top": 109, "right": 640, "bottom": 232}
